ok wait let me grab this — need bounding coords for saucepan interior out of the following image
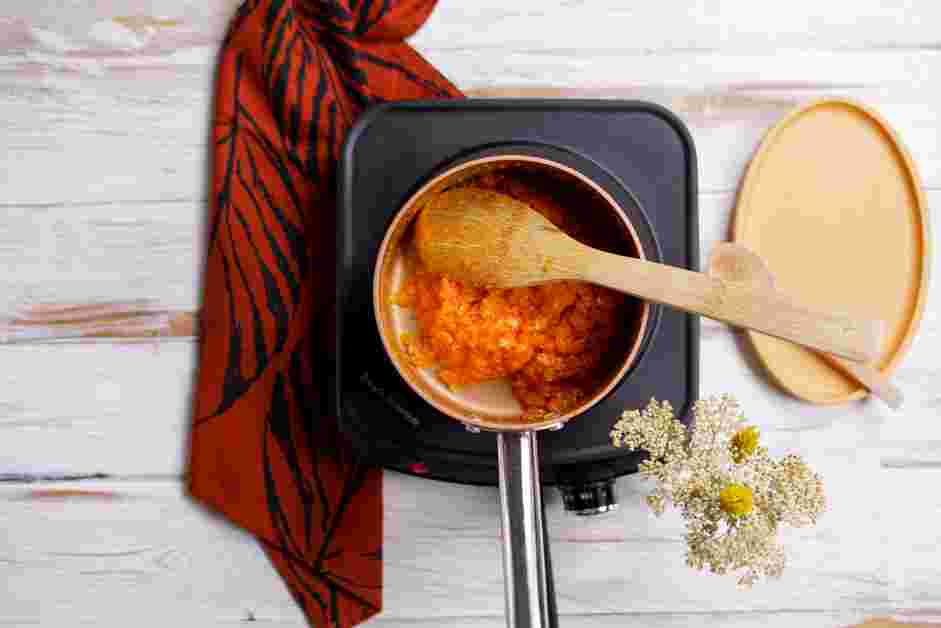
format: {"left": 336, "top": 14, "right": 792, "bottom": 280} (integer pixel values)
{"left": 373, "top": 154, "right": 649, "bottom": 432}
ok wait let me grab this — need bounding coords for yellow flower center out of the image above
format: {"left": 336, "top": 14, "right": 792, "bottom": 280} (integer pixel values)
{"left": 719, "top": 484, "right": 754, "bottom": 516}
{"left": 731, "top": 426, "right": 760, "bottom": 463}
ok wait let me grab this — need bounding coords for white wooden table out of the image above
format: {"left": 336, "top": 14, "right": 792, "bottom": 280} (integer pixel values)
{"left": 2, "top": 2, "right": 940, "bottom": 626}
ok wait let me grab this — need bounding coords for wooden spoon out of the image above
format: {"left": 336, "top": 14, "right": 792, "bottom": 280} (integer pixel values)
{"left": 707, "top": 243, "right": 902, "bottom": 409}
{"left": 414, "top": 187, "right": 884, "bottom": 363}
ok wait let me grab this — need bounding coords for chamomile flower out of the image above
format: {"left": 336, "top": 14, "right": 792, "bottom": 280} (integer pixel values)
{"left": 611, "top": 395, "right": 826, "bottom": 588}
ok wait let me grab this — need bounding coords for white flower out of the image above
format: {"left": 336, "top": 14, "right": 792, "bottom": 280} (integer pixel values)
{"left": 611, "top": 396, "right": 826, "bottom": 588}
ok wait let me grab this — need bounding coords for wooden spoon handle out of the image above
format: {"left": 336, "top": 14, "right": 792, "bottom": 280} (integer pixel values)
{"left": 821, "top": 354, "right": 903, "bottom": 409}
{"left": 705, "top": 243, "right": 902, "bottom": 408}
{"left": 578, "top": 249, "right": 883, "bottom": 363}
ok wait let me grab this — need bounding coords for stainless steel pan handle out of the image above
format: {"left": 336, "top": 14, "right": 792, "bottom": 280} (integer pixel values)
{"left": 497, "top": 431, "right": 553, "bottom": 628}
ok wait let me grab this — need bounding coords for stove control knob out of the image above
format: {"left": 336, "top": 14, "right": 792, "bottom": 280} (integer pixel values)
{"left": 559, "top": 479, "right": 618, "bottom": 516}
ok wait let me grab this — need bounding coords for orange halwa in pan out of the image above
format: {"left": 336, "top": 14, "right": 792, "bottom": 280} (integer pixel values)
{"left": 395, "top": 170, "right": 634, "bottom": 416}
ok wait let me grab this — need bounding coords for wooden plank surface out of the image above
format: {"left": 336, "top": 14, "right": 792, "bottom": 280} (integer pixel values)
{"left": 3, "top": 73, "right": 940, "bottom": 207}
{"left": 7, "top": 0, "right": 941, "bottom": 58}
{"left": 2, "top": 289, "right": 940, "bottom": 477}
{"left": 1, "top": 475, "right": 939, "bottom": 625}
{"left": 2, "top": 0, "right": 941, "bottom": 626}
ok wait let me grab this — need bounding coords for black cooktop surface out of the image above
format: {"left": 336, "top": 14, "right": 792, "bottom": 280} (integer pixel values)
{"left": 333, "top": 99, "right": 698, "bottom": 501}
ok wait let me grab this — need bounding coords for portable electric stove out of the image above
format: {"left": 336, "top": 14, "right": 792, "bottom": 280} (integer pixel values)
{"left": 334, "top": 100, "right": 699, "bottom": 515}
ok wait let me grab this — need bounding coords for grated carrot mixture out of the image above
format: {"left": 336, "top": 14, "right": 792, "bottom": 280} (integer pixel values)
{"left": 396, "top": 171, "right": 628, "bottom": 416}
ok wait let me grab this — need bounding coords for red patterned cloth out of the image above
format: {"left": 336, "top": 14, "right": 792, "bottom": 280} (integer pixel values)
{"left": 187, "top": 1, "right": 460, "bottom": 625}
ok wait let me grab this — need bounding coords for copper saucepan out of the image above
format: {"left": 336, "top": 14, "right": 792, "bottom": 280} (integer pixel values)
{"left": 373, "top": 153, "right": 650, "bottom": 627}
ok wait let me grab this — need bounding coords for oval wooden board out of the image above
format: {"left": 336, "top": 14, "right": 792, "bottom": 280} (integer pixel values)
{"left": 732, "top": 98, "right": 931, "bottom": 404}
